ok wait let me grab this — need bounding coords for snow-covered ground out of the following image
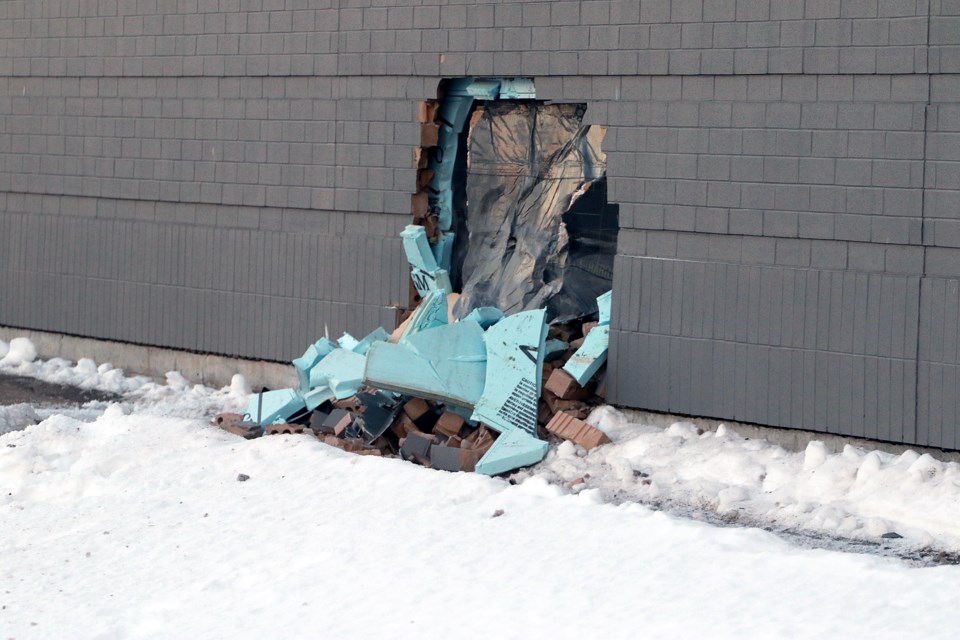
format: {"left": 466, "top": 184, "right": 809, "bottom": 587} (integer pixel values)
{"left": 537, "top": 406, "right": 960, "bottom": 556}
{"left": 3, "top": 337, "right": 960, "bottom": 639}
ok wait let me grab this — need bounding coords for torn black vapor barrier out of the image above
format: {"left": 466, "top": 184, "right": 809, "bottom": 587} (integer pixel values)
{"left": 453, "top": 102, "right": 617, "bottom": 322}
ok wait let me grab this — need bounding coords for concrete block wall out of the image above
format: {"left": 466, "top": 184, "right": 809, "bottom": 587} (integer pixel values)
{"left": 2, "top": 0, "right": 959, "bottom": 449}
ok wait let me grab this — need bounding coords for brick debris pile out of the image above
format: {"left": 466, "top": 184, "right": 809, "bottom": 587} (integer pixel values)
{"left": 214, "top": 312, "right": 611, "bottom": 475}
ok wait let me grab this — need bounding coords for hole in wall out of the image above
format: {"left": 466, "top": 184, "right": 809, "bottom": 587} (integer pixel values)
{"left": 411, "top": 79, "right": 618, "bottom": 323}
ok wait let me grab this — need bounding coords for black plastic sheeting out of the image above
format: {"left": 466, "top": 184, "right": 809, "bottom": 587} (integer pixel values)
{"left": 453, "top": 102, "right": 617, "bottom": 322}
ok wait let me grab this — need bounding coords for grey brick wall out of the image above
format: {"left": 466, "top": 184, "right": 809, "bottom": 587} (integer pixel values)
{"left": 2, "top": 0, "right": 960, "bottom": 449}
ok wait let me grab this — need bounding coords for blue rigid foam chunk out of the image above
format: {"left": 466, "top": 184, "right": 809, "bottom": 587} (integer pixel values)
{"left": 475, "top": 428, "right": 549, "bottom": 476}
{"left": 461, "top": 307, "right": 504, "bottom": 329}
{"left": 402, "top": 225, "right": 452, "bottom": 296}
{"left": 544, "top": 339, "right": 569, "bottom": 360}
{"left": 410, "top": 266, "right": 453, "bottom": 297}
{"left": 352, "top": 327, "right": 391, "bottom": 356}
{"left": 400, "top": 290, "right": 448, "bottom": 343}
{"left": 308, "top": 348, "right": 367, "bottom": 400}
{"left": 338, "top": 332, "right": 360, "bottom": 352}
{"left": 292, "top": 337, "right": 337, "bottom": 391}
{"left": 303, "top": 385, "right": 335, "bottom": 411}
{"left": 498, "top": 78, "right": 536, "bottom": 100}
{"left": 363, "top": 321, "right": 487, "bottom": 407}
{"left": 471, "top": 309, "right": 547, "bottom": 437}
{"left": 432, "top": 232, "right": 455, "bottom": 271}
{"left": 597, "top": 290, "right": 613, "bottom": 326}
{"left": 245, "top": 389, "right": 306, "bottom": 426}
{"left": 445, "top": 404, "right": 476, "bottom": 421}
{"left": 562, "top": 325, "right": 610, "bottom": 386}
{"left": 401, "top": 225, "right": 439, "bottom": 272}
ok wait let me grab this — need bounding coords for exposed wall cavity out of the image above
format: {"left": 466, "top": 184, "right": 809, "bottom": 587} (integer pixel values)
{"left": 414, "top": 79, "right": 617, "bottom": 322}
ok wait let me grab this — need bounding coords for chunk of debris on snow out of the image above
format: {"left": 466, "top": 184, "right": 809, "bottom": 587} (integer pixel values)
{"left": 430, "top": 444, "right": 481, "bottom": 473}
{"left": 399, "top": 289, "right": 449, "bottom": 340}
{"left": 338, "top": 332, "right": 361, "bottom": 352}
{"left": 265, "top": 423, "right": 305, "bottom": 436}
{"left": 544, "top": 368, "right": 591, "bottom": 401}
{"left": 470, "top": 309, "right": 550, "bottom": 475}
{"left": 306, "top": 348, "right": 367, "bottom": 400}
{"left": 340, "top": 328, "right": 392, "bottom": 356}
{"left": 401, "top": 224, "right": 453, "bottom": 297}
{"left": 545, "top": 398, "right": 591, "bottom": 421}
{"left": 545, "top": 411, "right": 611, "bottom": 450}
{"left": 562, "top": 325, "right": 610, "bottom": 386}
{"left": 471, "top": 309, "right": 547, "bottom": 436}
{"left": 322, "top": 409, "right": 355, "bottom": 437}
{"left": 461, "top": 425, "right": 496, "bottom": 456}
{"left": 389, "top": 412, "right": 419, "bottom": 439}
{"left": 562, "top": 290, "right": 612, "bottom": 386}
{"left": 352, "top": 328, "right": 391, "bottom": 355}
{"left": 303, "top": 385, "right": 335, "bottom": 411}
{"left": 401, "top": 397, "right": 438, "bottom": 432}
{"left": 214, "top": 412, "right": 244, "bottom": 425}
{"left": 596, "top": 290, "right": 612, "bottom": 325}
{"left": 544, "top": 339, "right": 569, "bottom": 361}
{"left": 363, "top": 321, "right": 487, "bottom": 407}
{"left": 389, "top": 292, "right": 461, "bottom": 342}
{"left": 400, "top": 431, "right": 436, "bottom": 465}
{"left": 245, "top": 389, "right": 306, "bottom": 427}
{"left": 213, "top": 413, "right": 261, "bottom": 439}
{"left": 353, "top": 390, "right": 404, "bottom": 444}
{"left": 475, "top": 428, "right": 549, "bottom": 476}
{"left": 434, "top": 411, "right": 466, "bottom": 439}
{"left": 310, "top": 410, "right": 330, "bottom": 435}
{"left": 462, "top": 307, "right": 504, "bottom": 329}
{"left": 292, "top": 338, "right": 337, "bottom": 391}
{"left": 318, "top": 435, "right": 384, "bottom": 456}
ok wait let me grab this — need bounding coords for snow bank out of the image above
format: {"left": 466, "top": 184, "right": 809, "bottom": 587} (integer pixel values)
{"left": 2, "top": 409, "right": 960, "bottom": 639}
{"left": 0, "top": 403, "right": 39, "bottom": 436}
{"left": 0, "top": 337, "right": 250, "bottom": 420}
{"left": 5, "top": 335, "right": 960, "bottom": 556}
{"left": 0, "top": 337, "right": 36, "bottom": 366}
{"left": 534, "top": 406, "right": 960, "bottom": 551}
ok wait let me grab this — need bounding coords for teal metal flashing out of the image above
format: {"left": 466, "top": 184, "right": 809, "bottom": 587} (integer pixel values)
{"left": 426, "top": 78, "right": 536, "bottom": 271}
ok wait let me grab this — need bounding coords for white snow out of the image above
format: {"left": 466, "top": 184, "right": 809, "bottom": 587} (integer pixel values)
{"left": 0, "top": 337, "right": 37, "bottom": 367}
{"left": 0, "top": 403, "right": 39, "bottom": 436}
{"left": 0, "top": 344, "right": 250, "bottom": 421}
{"left": 534, "top": 406, "right": 960, "bottom": 552}
{"left": 3, "top": 337, "right": 960, "bottom": 638}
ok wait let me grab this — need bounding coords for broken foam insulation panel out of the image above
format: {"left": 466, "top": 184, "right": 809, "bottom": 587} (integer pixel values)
{"left": 453, "top": 102, "right": 616, "bottom": 322}
{"left": 215, "top": 314, "right": 612, "bottom": 474}
{"left": 215, "top": 221, "right": 614, "bottom": 474}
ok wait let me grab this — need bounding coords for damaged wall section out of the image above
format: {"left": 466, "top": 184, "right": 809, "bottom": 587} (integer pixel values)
{"left": 414, "top": 79, "right": 618, "bottom": 324}
{"left": 457, "top": 102, "right": 616, "bottom": 321}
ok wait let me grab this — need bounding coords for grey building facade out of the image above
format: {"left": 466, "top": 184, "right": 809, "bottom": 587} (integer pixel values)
{"left": 2, "top": 0, "right": 959, "bottom": 450}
